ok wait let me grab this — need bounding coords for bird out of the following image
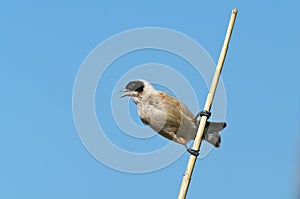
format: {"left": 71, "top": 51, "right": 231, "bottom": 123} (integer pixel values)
{"left": 120, "top": 79, "right": 226, "bottom": 155}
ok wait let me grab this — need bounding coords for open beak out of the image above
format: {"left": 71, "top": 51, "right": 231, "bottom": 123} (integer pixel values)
{"left": 119, "top": 89, "right": 130, "bottom": 98}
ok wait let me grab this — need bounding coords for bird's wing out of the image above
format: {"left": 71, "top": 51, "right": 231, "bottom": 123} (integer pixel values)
{"left": 151, "top": 91, "right": 197, "bottom": 140}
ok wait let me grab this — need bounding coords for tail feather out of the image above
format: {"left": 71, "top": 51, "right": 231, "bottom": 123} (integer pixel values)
{"left": 203, "top": 122, "right": 226, "bottom": 148}
{"left": 206, "top": 121, "right": 227, "bottom": 132}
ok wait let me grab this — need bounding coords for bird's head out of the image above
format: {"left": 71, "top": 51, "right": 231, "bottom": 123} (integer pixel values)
{"left": 120, "top": 79, "right": 155, "bottom": 103}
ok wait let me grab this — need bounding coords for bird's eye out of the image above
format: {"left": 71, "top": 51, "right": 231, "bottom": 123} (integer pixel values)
{"left": 135, "top": 85, "right": 144, "bottom": 92}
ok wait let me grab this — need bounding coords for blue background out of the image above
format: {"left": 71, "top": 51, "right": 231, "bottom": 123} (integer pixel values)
{"left": 1, "top": 1, "right": 299, "bottom": 198}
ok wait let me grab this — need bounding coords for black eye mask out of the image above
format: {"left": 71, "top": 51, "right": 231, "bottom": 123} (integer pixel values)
{"left": 126, "top": 81, "right": 144, "bottom": 92}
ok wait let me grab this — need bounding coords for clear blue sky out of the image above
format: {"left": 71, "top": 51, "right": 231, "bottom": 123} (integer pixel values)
{"left": 1, "top": 1, "right": 299, "bottom": 199}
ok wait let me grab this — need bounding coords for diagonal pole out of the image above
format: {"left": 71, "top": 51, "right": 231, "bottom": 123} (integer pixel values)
{"left": 178, "top": 8, "right": 238, "bottom": 199}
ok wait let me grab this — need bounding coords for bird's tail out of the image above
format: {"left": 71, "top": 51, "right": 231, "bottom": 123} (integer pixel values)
{"left": 203, "top": 122, "right": 227, "bottom": 148}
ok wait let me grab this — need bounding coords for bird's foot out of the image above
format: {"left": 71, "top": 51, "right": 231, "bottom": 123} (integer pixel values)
{"left": 187, "top": 148, "right": 200, "bottom": 156}
{"left": 195, "top": 110, "right": 211, "bottom": 120}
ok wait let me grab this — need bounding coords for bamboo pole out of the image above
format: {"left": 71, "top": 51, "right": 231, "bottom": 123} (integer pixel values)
{"left": 177, "top": 8, "right": 238, "bottom": 199}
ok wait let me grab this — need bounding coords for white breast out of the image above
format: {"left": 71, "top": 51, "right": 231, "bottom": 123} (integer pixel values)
{"left": 137, "top": 99, "right": 168, "bottom": 133}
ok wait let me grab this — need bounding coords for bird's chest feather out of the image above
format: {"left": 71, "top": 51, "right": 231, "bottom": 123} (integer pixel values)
{"left": 137, "top": 102, "right": 151, "bottom": 125}
{"left": 136, "top": 97, "right": 167, "bottom": 131}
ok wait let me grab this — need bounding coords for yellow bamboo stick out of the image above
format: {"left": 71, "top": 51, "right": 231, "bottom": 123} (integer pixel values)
{"left": 177, "top": 8, "right": 238, "bottom": 199}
